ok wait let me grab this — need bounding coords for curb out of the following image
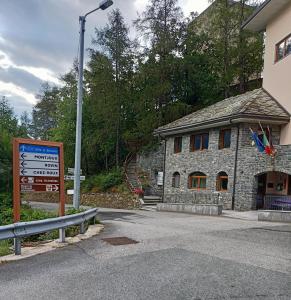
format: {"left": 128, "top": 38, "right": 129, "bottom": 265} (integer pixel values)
{"left": 0, "top": 224, "right": 104, "bottom": 264}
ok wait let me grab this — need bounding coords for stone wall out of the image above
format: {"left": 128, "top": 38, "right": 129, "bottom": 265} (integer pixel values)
{"left": 164, "top": 126, "right": 236, "bottom": 210}
{"left": 163, "top": 123, "right": 291, "bottom": 211}
{"left": 136, "top": 142, "right": 165, "bottom": 196}
{"left": 235, "top": 123, "right": 291, "bottom": 210}
{"left": 23, "top": 192, "right": 140, "bottom": 209}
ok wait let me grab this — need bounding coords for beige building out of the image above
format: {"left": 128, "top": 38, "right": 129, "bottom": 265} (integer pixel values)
{"left": 243, "top": 0, "right": 291, "bottom": 144}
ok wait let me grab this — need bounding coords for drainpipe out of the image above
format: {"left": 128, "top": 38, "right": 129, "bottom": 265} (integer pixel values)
{"left": 162, "top": 138, "right": 167, "bottom": 203}
{"left": 232, "top": 124, "right": 240, "bottom": 210}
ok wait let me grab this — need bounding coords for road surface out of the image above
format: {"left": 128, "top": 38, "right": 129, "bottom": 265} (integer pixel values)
{"left": 0, "top": 208, "right": 290, "bottom": 299}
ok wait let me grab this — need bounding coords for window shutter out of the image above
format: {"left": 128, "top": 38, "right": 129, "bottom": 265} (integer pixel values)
{"left": 190, "top": 135, "right": 194, "bottom": 152}
{"left": 219, "top": 131, "right": 223, "bottom": 149}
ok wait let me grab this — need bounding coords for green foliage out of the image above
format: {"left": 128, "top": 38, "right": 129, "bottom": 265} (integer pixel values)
{"left": 81, "top": 169, "right": 123, "bottom": 193}
{"left": 0, "top": 97, "right": 28, "bottom": 194}
{"left": 31, "top": 83, "right": 60, "bottom": 140}
{"left": 28, "top": 0, "right": 264, "bottom": 179}
{"left": 0, "top": 240, "right": 12, "bottom": 256}
{"left": 196, "top": 0, "right": 264, "bottom": 98}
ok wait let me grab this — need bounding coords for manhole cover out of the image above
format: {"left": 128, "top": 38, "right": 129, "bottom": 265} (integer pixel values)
{"left": 102, "top": 237, "right": 139, "bottom": 246}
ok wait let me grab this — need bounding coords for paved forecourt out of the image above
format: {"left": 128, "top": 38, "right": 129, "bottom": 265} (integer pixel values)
{"left": 0, "top": 209, "right": 290, "bottom": 299}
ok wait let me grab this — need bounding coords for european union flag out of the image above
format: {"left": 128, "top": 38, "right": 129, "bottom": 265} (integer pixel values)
{"left": 251, "top": 131, "right": 265, "bottom": 153}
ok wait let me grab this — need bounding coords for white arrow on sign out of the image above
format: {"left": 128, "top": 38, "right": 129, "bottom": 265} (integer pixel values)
{"left": 46, "top": 185, "right": 59, "bottom": 192}
{"left": 19, "top": 152, "right": 59, "bottom": 162}
{"left": 19, "top": 161, "right": 59, "bottom": 170}
{"left": 20, "top": 169, "right": 59, "bottom": 177}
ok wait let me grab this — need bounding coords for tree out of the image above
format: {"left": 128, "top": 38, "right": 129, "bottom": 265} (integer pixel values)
{"left": 181, "top": 25, "right": 221, "bottom": 106}
{"left": 235, "top": 0, "right": 264, "bottom": 93}
{"left": 50, "top": 69, "right": 78, "bottom": 170}
{"left": 92, "top": 9, "right": 134, "bottom": 167}
{"left": 19, "top": 111, "right": 32, "bottom": 136}
{"left": 135, "top": 0, "right": 186, "bottom": 117}
{"left": 31, "top": 83, "right": 60, "bottom": 140}
{"left": 83, "top": 51, "right": 116, "bottom": 172}
{"left": 0, "top": 97, "right": 27, "bottom": 194}
{"left": 191, "top": 0, "right": 264, "bottom": 97}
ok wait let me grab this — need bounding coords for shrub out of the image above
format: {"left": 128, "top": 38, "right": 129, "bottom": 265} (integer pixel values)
{"left": 81, "top": 169, "right": 123, "bottom": 193}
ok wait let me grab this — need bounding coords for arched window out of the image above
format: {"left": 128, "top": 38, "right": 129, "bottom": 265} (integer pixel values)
{"left": 172, "top": 172, "right": 180, "bottom": 188}
{"left": 217, "top": 172, "right": 228, "bottom": 191}
{"left": 188, "top": 172, "right": 207, "bottom": 190}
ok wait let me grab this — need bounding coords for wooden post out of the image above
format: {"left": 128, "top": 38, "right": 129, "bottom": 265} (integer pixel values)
{"left": 59, "top": 143, "right": 65, "bottom": 217}
{"left": 13, "top": 139, "right": 20, "bottom": 223}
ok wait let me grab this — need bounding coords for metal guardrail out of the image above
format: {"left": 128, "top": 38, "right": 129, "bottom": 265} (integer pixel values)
{"left": 0, "top": 208, "right": 98, "bottom": 255}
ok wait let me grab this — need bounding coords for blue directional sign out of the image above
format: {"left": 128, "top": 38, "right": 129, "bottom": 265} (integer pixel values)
{"left": 19, "top": 144, "right": 59, "bottom": 155}
{"left": 19, "top": 143, "right": 60, "bottom": 180}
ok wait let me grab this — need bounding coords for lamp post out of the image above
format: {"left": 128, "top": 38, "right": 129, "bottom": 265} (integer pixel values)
{"left": 73, "top": 0, "right": 113, "bottom": 209}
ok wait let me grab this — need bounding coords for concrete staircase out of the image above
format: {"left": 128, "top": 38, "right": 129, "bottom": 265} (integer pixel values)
{"left": 124, "top": 153, "right": 163, "bottom": 208}
{"left": 142, "top": 195, "right": 163, "bottom": 206}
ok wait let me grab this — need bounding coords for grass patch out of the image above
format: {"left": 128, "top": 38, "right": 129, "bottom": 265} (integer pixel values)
{"left": 0, "top": 199, "right": 99, "bottom": 256}
{"left": 0, "top": 240, "right": 12, "bottom": 256}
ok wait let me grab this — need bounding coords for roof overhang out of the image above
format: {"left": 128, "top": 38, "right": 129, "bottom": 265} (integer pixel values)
{"left": 242, "top": 0, "right": 291, "bottom": 32}
{"left": 154, "top": 114, "right": 290, "bottom": 138}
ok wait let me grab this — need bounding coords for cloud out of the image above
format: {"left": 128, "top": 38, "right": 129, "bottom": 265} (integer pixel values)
{"left": 6, "top": 95, "right": 34, "bottom": 117}
{"left": 17, "top": 66, "right": 61, "bottom": 85}
{"left": 0, "top": 81, "right": 37, "bottom": 105}
{"left": 0, "top": 47, "right": 60, "bottom": 108}
{"left": 181, "top": 0, "right": 209, "bottom": 15}
{"left": 0, "top": 49, "right": 60, "bottom": 85}
{"left": 0, "top": 0, "right": 210, "bottom": 117}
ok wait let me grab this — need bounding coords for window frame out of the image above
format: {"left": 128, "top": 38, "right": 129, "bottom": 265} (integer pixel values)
{"left": 275, "top": 33, "right": 291, "bottom": 63}
{"left": 217, "top": 175, "right": 228, "bottom": 192}
{"left": 219, "top": 129, "right": 231, "bottom": 149}
{"left": 188, "top": 173, "right": 207, "bottom": 190}
{"left": 174, "top": 136, "right": 182, "bottom": 154}
{"left": 172, "top": 172, "right": 180, "bottom": 188}
{"left": 190, "top": 133, "right": 209, "bottom": 152}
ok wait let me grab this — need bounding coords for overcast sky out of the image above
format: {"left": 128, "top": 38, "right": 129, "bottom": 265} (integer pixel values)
{"left": 0, "top": 0, "right": 210, "bottom": 117}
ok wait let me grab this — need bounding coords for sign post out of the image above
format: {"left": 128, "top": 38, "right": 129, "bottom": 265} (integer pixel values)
{"left": 13, "top": 139, "right": 65, "bottom": 251}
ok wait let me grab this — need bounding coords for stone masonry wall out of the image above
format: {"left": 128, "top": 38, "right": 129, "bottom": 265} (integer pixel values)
{"left": 234, "top": 123, "right": 291, "bottom": 210}
{"left": 136, "top": 142, "right": 165, "bottom": 196}
{"left": 23, "top": 191, "right": 140, "bottom": 209}
{"left": 163, "top": 123, "right": 291, "bottom": 211}
{"left": 164, "top": 126, "right": 237, "bottom": 210}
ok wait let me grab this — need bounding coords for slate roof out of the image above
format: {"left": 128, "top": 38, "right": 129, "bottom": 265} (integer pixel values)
{"left": 155, "top": 88, "right": 290, "bottom": 136}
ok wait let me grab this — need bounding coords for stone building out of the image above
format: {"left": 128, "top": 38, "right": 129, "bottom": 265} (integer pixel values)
{"left": 154, "top": 0, "right": 291, "bottom": 211}
{"left": 155, "top": 89, "right": 291, "bottom": 210}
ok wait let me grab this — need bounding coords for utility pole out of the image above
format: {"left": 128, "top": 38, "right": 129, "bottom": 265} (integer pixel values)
{"left": 73, "top": 16, "right": 85, "bottom": 209}
{"left": 73, "top": 0, "right": 114, "bottom": 209}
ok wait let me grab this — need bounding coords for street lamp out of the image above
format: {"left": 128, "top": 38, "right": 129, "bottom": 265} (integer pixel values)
{"left": 73, "top": 0, "right": 114, "bottom": 209}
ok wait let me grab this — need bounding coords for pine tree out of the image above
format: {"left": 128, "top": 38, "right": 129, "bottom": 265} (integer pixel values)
{"left": 31, "top": 83, "right": 60, "bottom": 140}
{"left": 92, "top": 9, "right": 134, "bottom": 168}
{"left": 134, "top": 0, "right": 187, "bottom": 126}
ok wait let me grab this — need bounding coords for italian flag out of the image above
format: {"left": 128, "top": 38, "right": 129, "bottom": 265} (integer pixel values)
{"left": 259, "top": 123, "right": 271, "bottom": 156}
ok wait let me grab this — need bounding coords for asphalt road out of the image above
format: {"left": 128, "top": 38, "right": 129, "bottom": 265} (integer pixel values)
{"left": 0, "top": 208, "right": 290, "bottom": 300}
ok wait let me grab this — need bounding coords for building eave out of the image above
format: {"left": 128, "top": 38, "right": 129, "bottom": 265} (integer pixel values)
{"left": 154, "top": 114, "right": 289, "bottom": 138}
{"left": 242, "top": 0, "right": 290, "bottom": 32}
